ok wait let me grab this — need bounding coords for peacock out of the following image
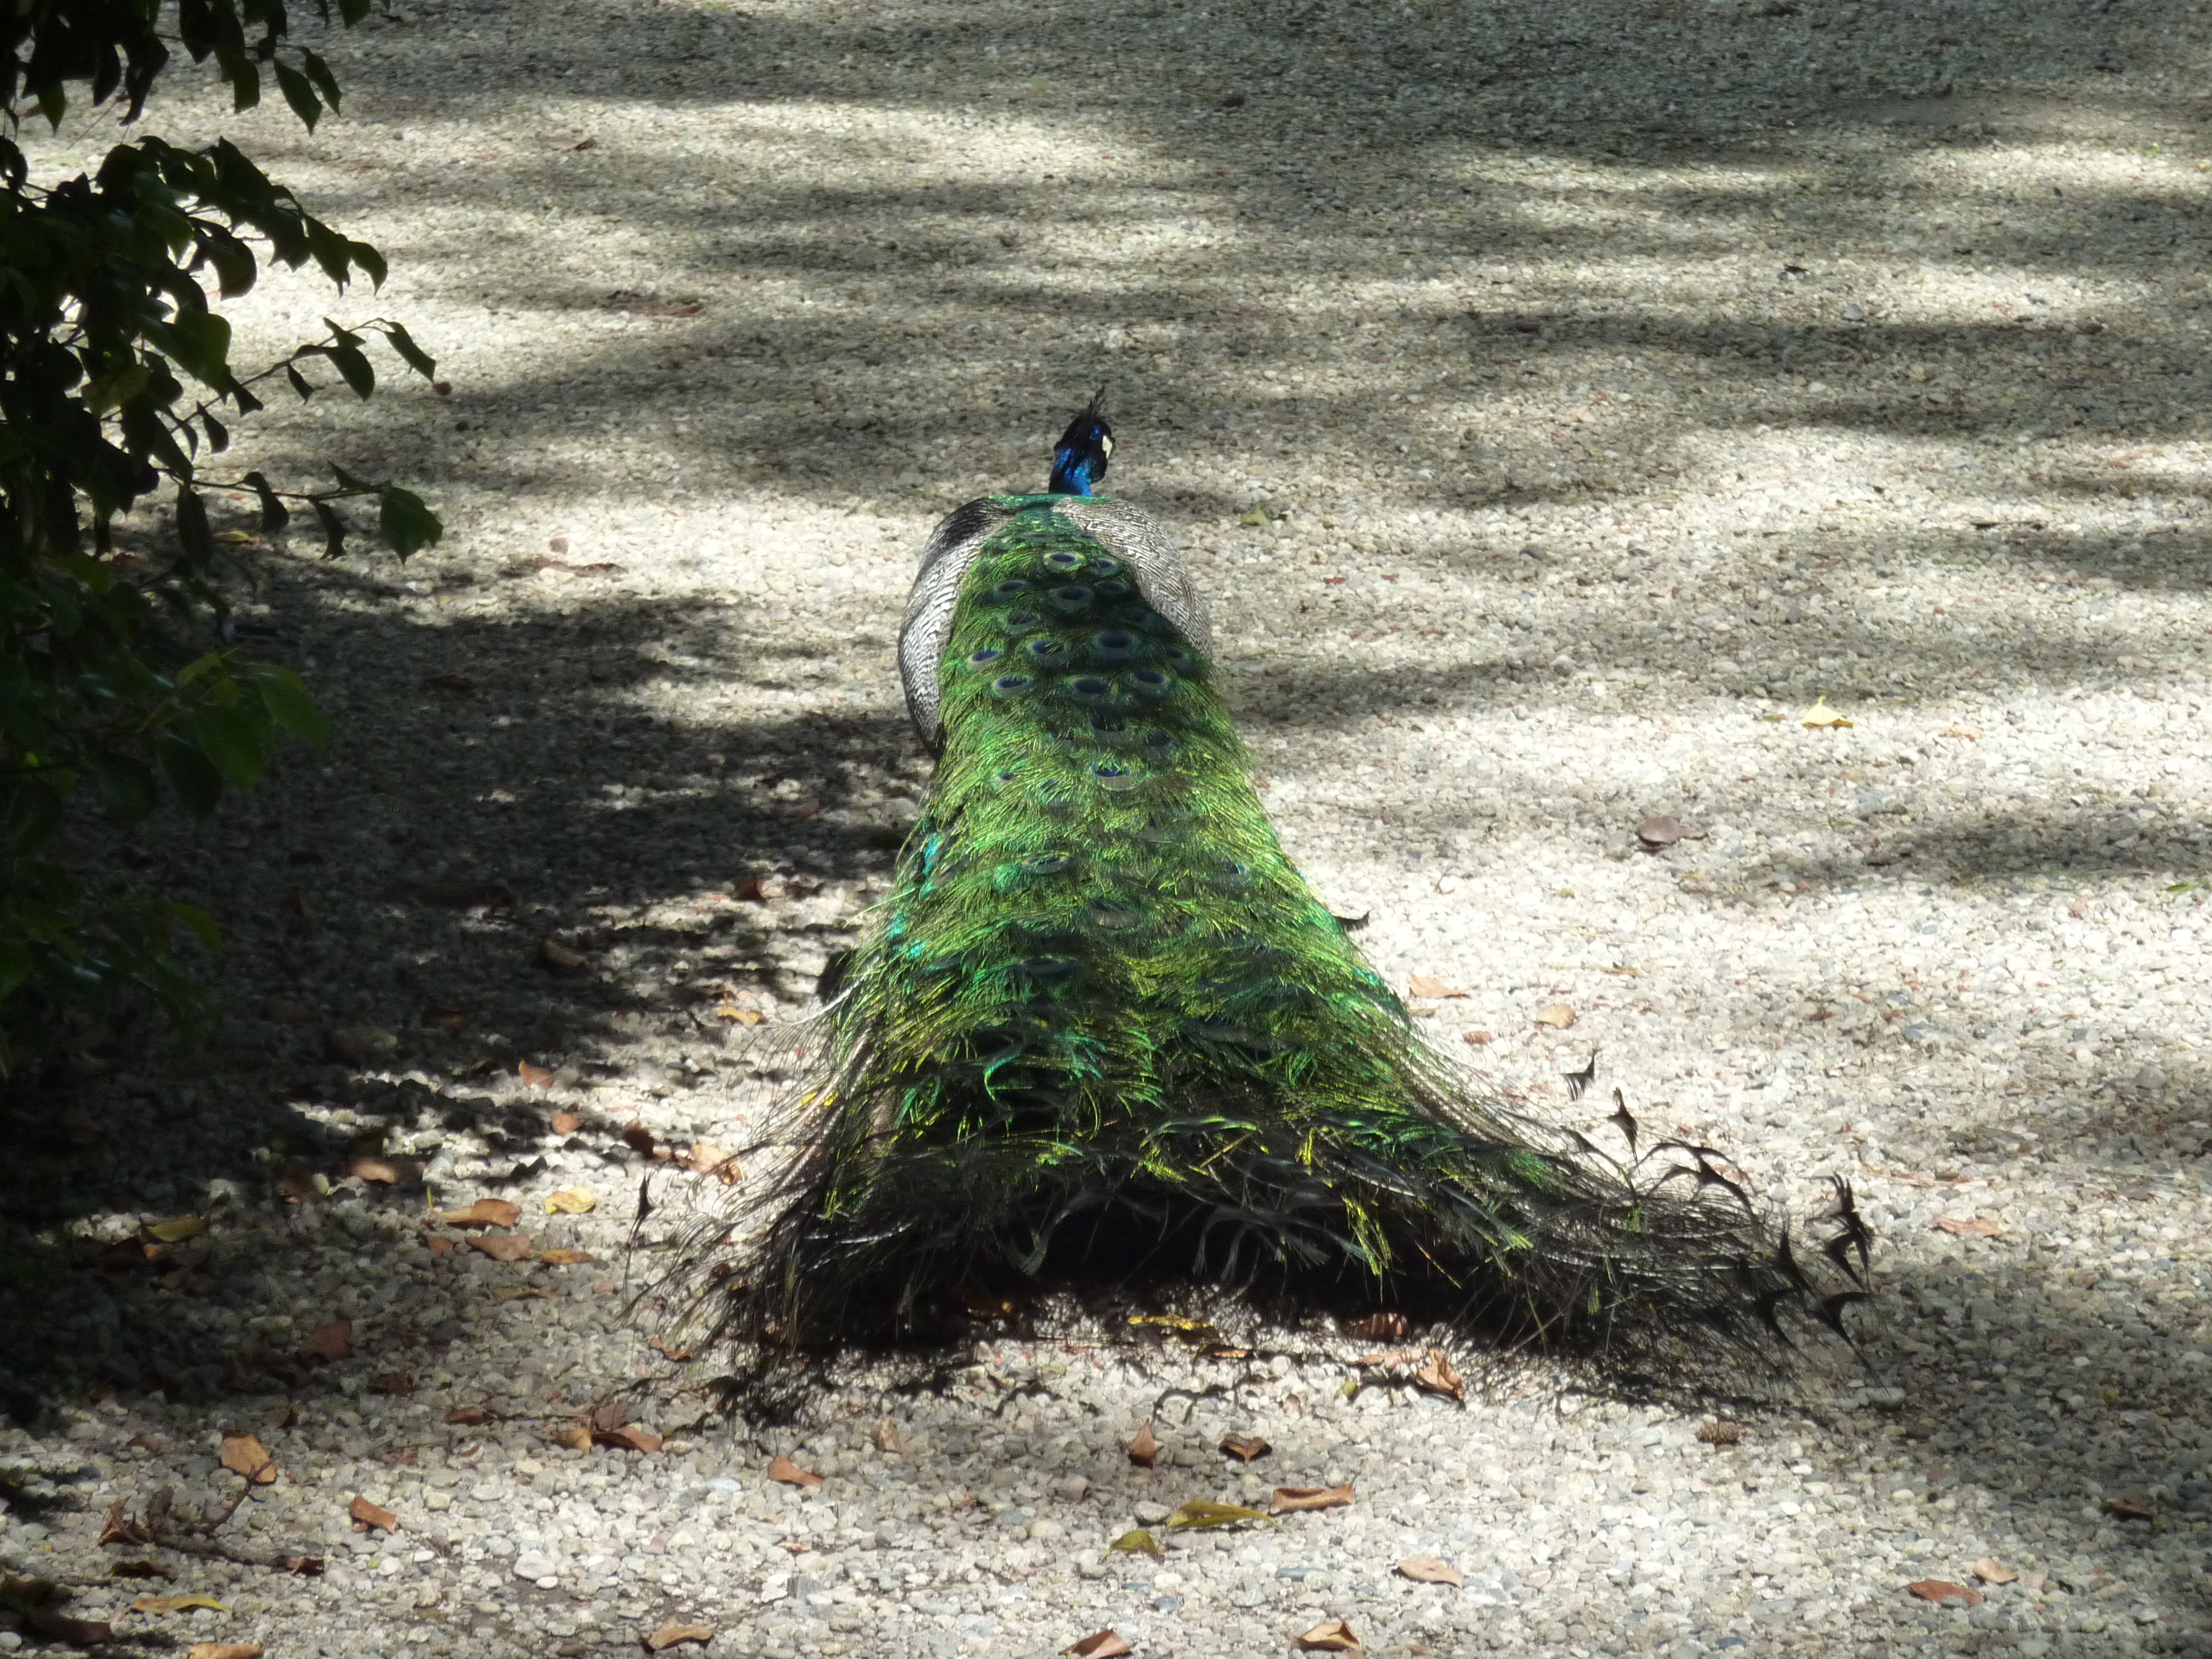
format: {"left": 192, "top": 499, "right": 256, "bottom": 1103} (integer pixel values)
{"left": 687, "top": 398, "right": 1867, "bottom": 1370}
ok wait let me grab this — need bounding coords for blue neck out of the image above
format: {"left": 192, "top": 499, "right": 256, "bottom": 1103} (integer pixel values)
{"left": 1047, "top": 448, "right": 1098, "bottom": 496}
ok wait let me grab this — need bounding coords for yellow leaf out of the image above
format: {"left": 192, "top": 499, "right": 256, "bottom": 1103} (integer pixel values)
{"left": 129, "top": 1595, "right": 229, "bottom": 1614}
{"left": 219, "top": 1432, "right": 276, "bottom": 1486}
{"left": 545, "top": 1188, "right": 596, "bottom": 1215}
{"left": 1105, "top": 1529, "right": 1165, "bottom": 1561}
{"left": 1164, "top": 1499, "right": 1275, "bottom": 1531}
{"left": 1800, "top": 697, "right": 1853, "bottom": 728}
{"left": 1533, "top": 1003, "right": 1577, "bottom": 1029}
{"left": 144, "top": 1217, "right": 209, "bottom": 1244}
{"left": 715, "top": 1004, "right": 763, "bottom": 1025}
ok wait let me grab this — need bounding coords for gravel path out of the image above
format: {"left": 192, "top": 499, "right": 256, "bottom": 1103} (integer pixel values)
{"left": 5, "top": 1, "right": 2211, "bottom": 1655}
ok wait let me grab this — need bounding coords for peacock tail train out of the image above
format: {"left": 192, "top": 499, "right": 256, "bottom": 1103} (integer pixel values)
{"left": 685, "top": 405, "right": 1867, "bottom": 1368}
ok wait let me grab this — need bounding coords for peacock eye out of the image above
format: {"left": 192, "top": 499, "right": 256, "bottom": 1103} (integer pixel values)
{"left": 990, "top": 578, "right": 1033, "bottom": 600}
{"left": 991, "top": 674, "right": 1034, "bottom": 699}
{"left": 1090, "top": 762, "right": 1141, "bottom": 791}
{"left": 965, "top": 648, "right": 1004, "bottom": 669}
{"left": 1047, "top": 583, "right": 1094, "bottom": 614}
{"left": 1044, "top": 550, "right": 1087, "bottom": 571}
{"left": 1163, "top": 648, "right": 1198, "bottom": 672}
{"left": 1093, "top": 577, "right": 1131, "bottom": 598}
{"left": 1023, "top": 637, "right": 1065, "bottom": 661}
{"left": 1128, "top": 668, "right": 1172, "bottom": 696}
{"left": 1090, "top": 631, "right": 1139, "bottom": 664}
{"left": 1002, "top": 609, "right": 1041, "bottom": 632}
{"left": 1088, "top": 555, "right": 1121, "bottom": 577}
{"left": 1067, "top": 676, "right": 1114, "bottom": 703}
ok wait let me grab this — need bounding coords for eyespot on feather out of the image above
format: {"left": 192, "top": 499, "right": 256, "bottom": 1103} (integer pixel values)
{"left": 1048, "top": 583, "right": 1094, "bottom": 614}
{"left": 1091, "top": 631, "right": 1141, "bottom": 663}
{"left": 1023, "top": 637, "right": 1067, "bottom": 662}
{"left": 1002, "top": 609, "right": 1042, "bottom": 633}
{"left": 1044, "top": 549, "right": 1087, "bottom": 571}
{"left": 966, "top": 647, "right": 1005, "bottom": 669}
{"left": 989, "top": 578, "right": 1034, "bottom": 600}
{"left": 991, "top": 674, "right": 1035, "bottom": 699}
{"left": 1089, "top": 555, "right": 1122, "bottom": 577}
{"left": 1091, "top": 762, "right": 1142, "bottom": 791}
{"left": 1094, "top": 577, "right": 1133, "bottom": 598}
{"left": 1067, "top": 676, "right": 1117, "bottom": 705}
{"left": 1128, "top": 668, "right": 1173, "bottom": 697}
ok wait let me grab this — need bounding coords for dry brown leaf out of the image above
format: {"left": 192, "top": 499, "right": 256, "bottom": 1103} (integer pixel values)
{"left": 143, "top": 1216, "right": 210, "bottom": 1244}
{"left": 1272, "top": 1483, "right": 1355, "bottom": 1515}
{"left": 347, "top": 1495, "right": 398, "bottom": 1533}
{"left": 518, "top": 1060, "right": 556, "bottom": 1091}
{"left": 643, "top": 1624, "right": 713, "bottom": 1651}
{"left": 421, "top": 1005, "right": 471, "bottom": 1033}
{"left": 1906, "top": 1580, "right": 1982, "bottom": 1607}
{"left": 276, "top": 1556, "right": 323, "bottom": 1577}
{"left": 186, "top": 1644, "right": 263, "bottom": 1659}
{"left": 1126, "top": 1423, "right": 1159, "bottom": 1467}
{"left": 1352, "top": 1346, "right": 1424, "bottom": 1368}
{"left": 871, "top": 1418, "right": 905, "bottom": 1454}
{"left": 589, "top": 1400, "right": 632, "bottom": 1433}
{"left": 299, "top": 1319, "right": 351, "bottom": 1362}
{"left": 1345, "top": 1311, "right": 1410, "bottom": 1341}
{"left": 1065, "top": 1631, "right": 1135, "bottom": 1658}
{"left": 2103, "top": 1494, "right": 2155, "bottom": 1521}
{"left": 598, "top": 1424, "right": 664, "bottom": 1453}
{"left": 469, "top": 1233, "right": 534, "bottom": 1262}
{"left": 768, "top": 1455, "right": 822, "bottom": 1487}
{"left": 622, "top": 1121, "right": 659, "bottom": 1156}
{"left": 716, "top": 1004, "right": 763, "bottom": 1025}
{"left": 1696, "top": 1420, "right": 1744, "bottom": 1447}
{"left": 369, "top": 1371, "right": 415, "bottom": 1397}
{"left": 545, "top": 1188, "right": 596, "bottom": 1214}
{"left": 1933, "top": 1215, "right": 2002, "bottom": 1238}
{"left": 1219, "top": 1433, "right": 1272, "bottom": 1462}
{"left": 1295, "top": 1617, "right": 1362, "bottom": 1651}
{"left": 1971, "top": 1558, "right": 2019, "bottom": 1585}
{"left": 128, "top": 1594, "right": 228, "bottom": 1614}
{"left": 99, "top": 1501, "right": 151, "bottom": 1546}
{"left": 537, "top": 1248, "right": 597, "bottom": 1266}
{"left": 548, "top": 1421, "right": 592, "bottom": 1450}
{"left": 1463, "top": 1029, "right": 1493, "bottom": 1045}
{"left": 1635, "top": 814, "right": 1686, "bottom": 848}
{"left": 1412, "top": 1347, "right": 1464, "bottom": 1402}
{"left": 1936, "top": 725, "right": 1979, "bottom": 740}
{"left": 538, "top": 937, "right": 589, "bottom": 972}
{"left": 551, "top": 1110, "right": 581, "bottom": 1135}
{"left": 686, "top": 1142, "right": 740, "bottom": 1183}
{"left": 1396, "top": 1555, "right": 1464, "bottom": 1586}
{"left": 437, "top": 1198, "right": 521, "bottom": 1229}
{"left": 1533, "top": 1003, "right": 1577, "bottom": 1029}
{"left": 24, "top": 1609, "right": 113, "bottom": 1647}
{"left": 1407, "top": 974, "right": 1469, "bottom": 999}
{"left": 344, "top": 1157, "right": 401, "bottom": 1184}
{"left": 444, "top": 1406, "right": 495, "bottom": 1426}
{"left": 649, "top": 1336, "right": 695, "bottom": 1361}
{"left": 425, "top": 1236, "right": 454, "bottom": 1259}
{"left": 220, "top": 1432, "right": 276, "bottom": 1486}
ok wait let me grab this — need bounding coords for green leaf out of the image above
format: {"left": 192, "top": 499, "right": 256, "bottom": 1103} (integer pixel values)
{"left": 337, "top": 0, "right": 372, "bottom": 24}
{"left": 174, "top": 651, "right": 224, "bottom": 690}
{"left": 1162, "top": 1501, "right": 1275, "bottom": 1532}
{"left": 166, "top": 901, "right": 221, "bottom": 952}
{"left": 327, "top": 343, "right": 375, "bottom": 398}
{"left": 0, "top": 939, "right": 32, "bottom": 1001}
{"left": 378, "top": 486, "right": 442, "bottom": 558}
{"left": 330, "top": 463, "right": 374, "bottom": 492}
{"left": 312, "top": 498, "right": 347, "bottom": 559}
{"left": 1105, "top": 1530, "right": 1165, "bottom": 1561}
{"left": 186, "top": 703, "right": 272, "bottom": 789}
{"left": 301, "top": 50, "right": 344, "bottom": 114}
{"left": 273, "top": 60, "right": 321, "bottom": 132}
{"left": 243, "top": 471, "right": 290, "bottom": 533}
{"left": 304, "top": 219, "right": 355, "bottom": 287}
{"left": 378, "top": 320, "right": 437, "bottom": 380}
{"left": 286, "top": 363, "right": 315, "bottom": 401}
{"left": 87, "top": 753, "right": 159, "bottom": 825}
{"left": 244, "top": 665, "right": 330, "bottom": 747}
{"left": 349, "top": 240, "right": 387, "bottom": 289}
{"left": 197, "top": 227, "right": 258, "bottom": 298}
{"left": 161, "top": 310, "right": 234, "bottom": 389}
{"left": 155, "top": 730, "right": 224, "bottom": 816}
{"left": 215, "top": 47, "right": 261, "bottom": 113}
{"left": 175, "top": 486, "right": 213, "bottom": 564}
{"left": 203, "top": 411, "right": 229, "bottom": 453}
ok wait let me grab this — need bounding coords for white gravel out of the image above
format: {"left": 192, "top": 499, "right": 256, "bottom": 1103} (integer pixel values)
{"left": 4, "top": 0, "right": 2211, "bottom": 1655}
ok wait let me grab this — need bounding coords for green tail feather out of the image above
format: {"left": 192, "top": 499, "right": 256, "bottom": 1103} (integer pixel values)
{"left": 698, "top": 496, "right": 1866, "bottom": 1362}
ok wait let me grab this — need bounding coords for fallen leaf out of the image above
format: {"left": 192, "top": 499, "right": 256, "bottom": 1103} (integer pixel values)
{"left": 469, "top": 1233, "right": 534, "bottom": 1262}
{"left": 518, "top": 1061, "right": 556, "bottom": 1091}
{"left": 1533, "top": 1003, "right": 1577, "bottom": 1029}
{"left": 1396, "top": 1555, "right": 1463, "bottom": 1586}
{"left": 538, "top": 1248, "right": 597, "bottom": 1266}
{"left": 545, "top": 1188, "right": 597, "bottom": 1214}
{"left": 871, "top": 1418, "right": 905, "bottom": 1454}
{"left": 144, "top": 1216, "right": 210, "bottom": 1244}
{"left": 1271, "top": 1484, "right": 1355, "bottom": 1515}
{"left": 1407, "top": 974, "right": 1469, "bottom": 999}
{"left": 347, "top": 1495, "right": 398, "bottom": 1533}
{"left": 645, "top": 1624, "right": 713, "bottom": 1651}
{"left": 272, "top": 1157, "right": 317, "bottom": 1202}
{"left": 492, "top": 1285, "right": 552, "bottom": 1301}
{"left": 1463, "top": 1030, "right": 1493, "bottom": 1045}
{"left": 444, "top": 1406, "right": 495, "bottom": 1426}
{"left": 1127, "top": 1423, "right": 1159, "bottom": 1467}
{"left": 276, "top": 1556, "right": 322, "bottom": 1577}
{"left": 768, "top": 1455, "right": 822, "bottom": 1487}
{"left": 623, "top": 1121, "right": 658, "bottom": 1156}
{"left": 548, "top": 1421, "right": 593, "bottom": 1450}
{"left": 1972, "top": 1558, "right": 2019, "bottom": 1585}
{"left": 1412, "top": 1348, "right": 1464, "bottom": 1402}
{"left": 591, "top": 1400, "right": 632, "bottom": 1433}
{"left": 1801, "top": 697, "right": 1853, "bottom": 729}
{"left": 220, "top": 1432, "right": 276, "bottom": 1486}
{"left": 1295, "top": 1617, "right": 1362, "bottom": 1651}
{"left": 24, "top": 1609, "right": 113, "bottom": 1647}
{"left": 1696, "top": 1420, "right": 1744, "bottom": 1447}
{"left": 1346, "top": 1312, "right": 1410, "bottom": 1341}
{"left": 686, "top": 1142, "right": 740, "bottom": 1182}
{"left": 300, "top": 1319, "right": 352, "bottom": 1362}
{"left": 424, "top": 1236, "right": 454, "bottom": 1258}
{"left": 107, "top": 1561, "right": 173, "bottom": 1580}
{"left": 420, "top": 1006, "right": 471, "bottom": 1033}
{"left": 99, "top": 1501, "right": 151, "bottom": 1545}
{"left": 551, "top": 1110, "right": 581, "bottom": 1135}
{"left": 1932, "top": 1215, "right": 2002, "bottom": 1238}
{"left": 1105, "top": 1530, "right": 1165, "bottom": 1562}
{"left": 345, "top": 1157, "right": 401, "bottom": 1184}
{"left": 438, "top": 1198, "right": 521, "bottom": 1229}
{"left": 129, "top": 1594, "right": 228, "bottom": 1614}
{"left": 1906, "top": 1580, "right": 1982, "bottom": 1607}
{"left": 716, "top": 1004, "right": 763, "bottom": 1025}
{"left": 1165, "top": 1499, "right": 1274, "bottom": 1531}
{"left": 2103, "top": 1495, "right": 2155, "bottom": 1522}
{"left": 594, "top": 1424, "right": 663, "bottom": 1453}
{"left": 369, "top": 1371, "right": 415, "bottom": 1397}
{"left": 538, "top": 937, "right": 589, "bottom": 972}
{"left": 1066, "top": 1631, "right": 1136, "bottom": 1658}
{"left": 187, "top": 1646, "right": 263, "bottom": 1659}
{"left": 1636, "top": 814, "right": 1686, "bottom": 848}
{"left": 1219, "top": 1433, "right": 1272, "bottom": 1462}
{"left": 649, "top": 1337, "right": 695, "bottom": 1361}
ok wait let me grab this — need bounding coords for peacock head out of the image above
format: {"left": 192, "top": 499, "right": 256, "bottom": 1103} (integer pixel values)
{"left": 1047, "top": 391, "right": 1113, "bottom": 497}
